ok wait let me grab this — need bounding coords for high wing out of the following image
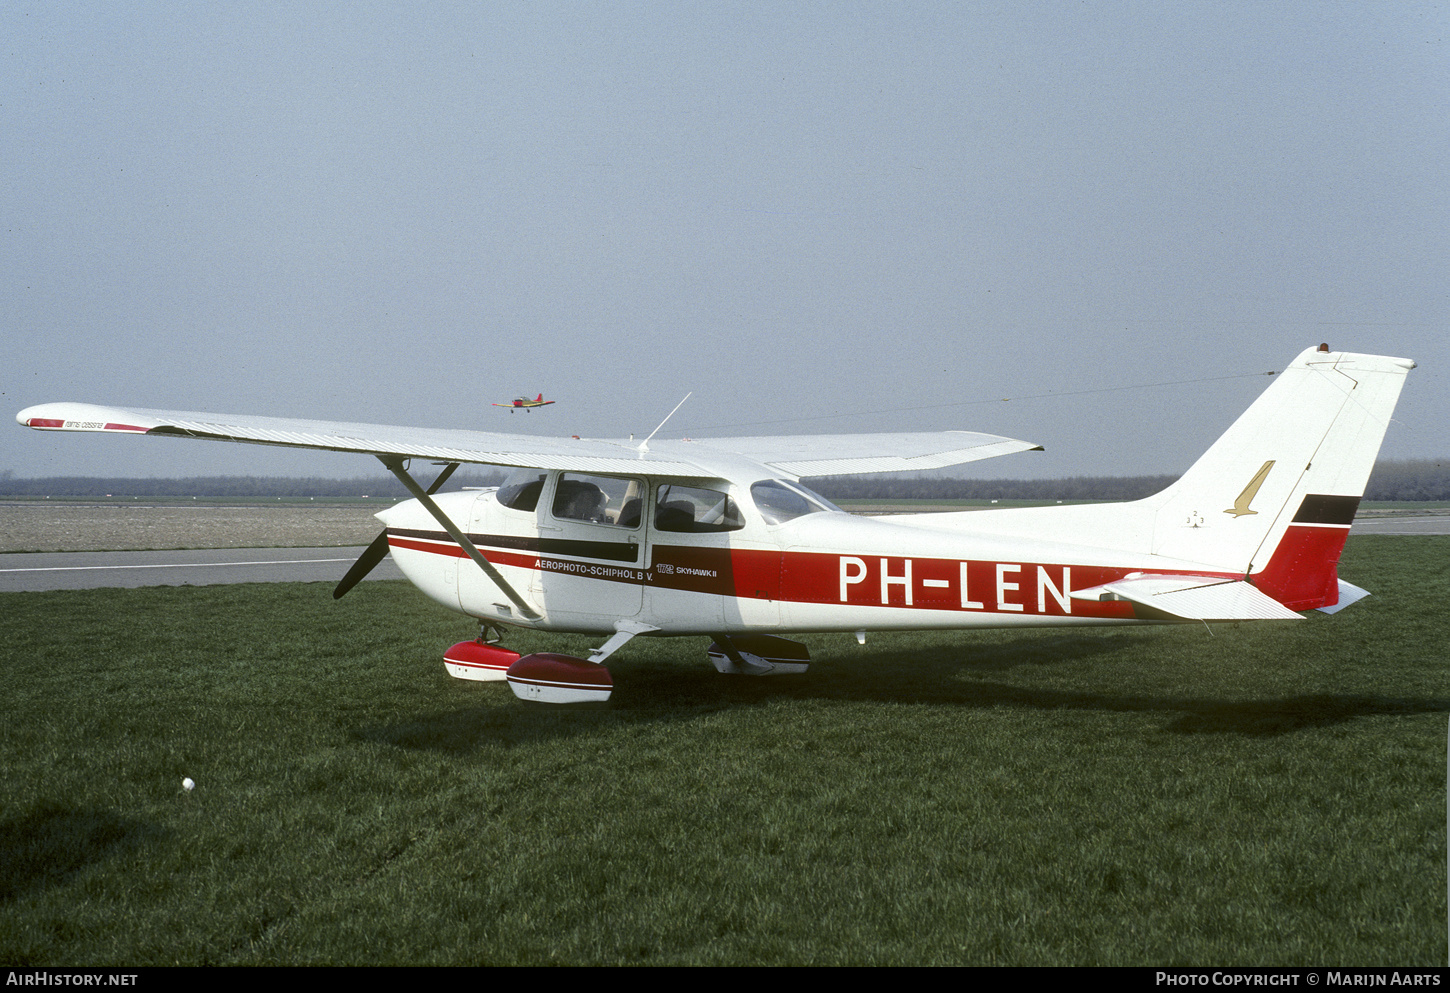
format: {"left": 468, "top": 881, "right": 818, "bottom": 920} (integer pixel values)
{"left": 16, "top": 402, "right": 1040, "bottom": 479}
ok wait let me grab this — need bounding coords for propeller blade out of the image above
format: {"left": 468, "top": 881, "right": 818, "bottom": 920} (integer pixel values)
{"left": 333, "top": 530, "right": 392, "bottom": 599}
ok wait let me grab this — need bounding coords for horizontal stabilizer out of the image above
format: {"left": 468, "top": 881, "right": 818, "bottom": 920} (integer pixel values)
{"left": 1315, "top": 580, "right": 1371, "bottom": 615}
{"left": 1069, "top": 575, "right": 1303, "bottom": 622}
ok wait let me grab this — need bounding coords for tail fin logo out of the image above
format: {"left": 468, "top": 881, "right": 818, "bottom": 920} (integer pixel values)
{"left": 1225, "top": 460, "right": 1275, "bottom": 517}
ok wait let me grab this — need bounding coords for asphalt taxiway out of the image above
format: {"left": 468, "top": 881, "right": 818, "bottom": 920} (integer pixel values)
{"left": 1347, "top": 515, "right": 1450, "bottom": 536}
{"left": 0, "top": 546, "right": 403, "bottom": 592}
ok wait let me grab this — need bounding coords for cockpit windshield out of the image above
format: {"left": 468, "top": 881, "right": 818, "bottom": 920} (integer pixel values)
{"left": 749, "top": 479, "right": 844, "bottom": 525}
{"left": 496, "top": 468, "right": 547, "bottom": 512}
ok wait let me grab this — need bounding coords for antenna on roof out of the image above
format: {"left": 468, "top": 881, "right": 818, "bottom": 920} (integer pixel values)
{"left": 638, "top": 393, "right": 692, "bottom": 455}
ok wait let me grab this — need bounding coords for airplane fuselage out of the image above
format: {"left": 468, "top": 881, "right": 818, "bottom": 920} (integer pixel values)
{"left": 378, "top": 477, "right": 1308, "bottom": 638}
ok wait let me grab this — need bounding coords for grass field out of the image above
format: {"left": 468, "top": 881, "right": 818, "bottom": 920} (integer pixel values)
{"left": 1, "top": 537, "right": 1445, "bottom": 965}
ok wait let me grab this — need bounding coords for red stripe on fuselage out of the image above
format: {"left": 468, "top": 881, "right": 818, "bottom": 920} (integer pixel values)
{"left": 386, "top": 531, "right": 1239, "bottom": 619}
{"left": 776, "top": 551, "right": 1153, "bottom": 618}
{"left": 388, "top": 535, "right": 537, "bottom": 571}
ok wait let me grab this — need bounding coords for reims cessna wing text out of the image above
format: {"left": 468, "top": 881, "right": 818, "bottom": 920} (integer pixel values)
{"left": 18, "top": 345, "right": 1414, "bottom": 704}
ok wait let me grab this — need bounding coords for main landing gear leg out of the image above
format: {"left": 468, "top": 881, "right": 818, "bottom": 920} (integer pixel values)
{"left": 707, "top": 635, "right": 811, "bottom": 675}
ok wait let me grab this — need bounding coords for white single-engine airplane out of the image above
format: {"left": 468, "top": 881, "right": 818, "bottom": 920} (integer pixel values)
{"left": 17, "top": 344, "right": 1414, "bottom": 703}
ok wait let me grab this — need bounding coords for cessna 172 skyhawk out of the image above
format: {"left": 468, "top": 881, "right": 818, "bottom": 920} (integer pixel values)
{"left": 17, "top": 345, "right": 1414, "bottom": 703}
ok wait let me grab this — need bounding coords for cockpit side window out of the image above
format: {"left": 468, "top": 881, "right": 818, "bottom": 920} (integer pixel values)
{"left": 750, "top": 479, "right": 843, "bottom": 525}
{"left": 552, "top": 473, "right": 644, "bottom": 528}
{"left": 654, "top": 483, "right": 745, "bottom": 533}
{"left": 497, "top": 469, "right": 547, "bottom": 512}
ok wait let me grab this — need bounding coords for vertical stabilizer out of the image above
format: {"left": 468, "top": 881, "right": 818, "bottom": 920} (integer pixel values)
{"left": 1146, "top": 346, "right": 1413, "bottom": 608}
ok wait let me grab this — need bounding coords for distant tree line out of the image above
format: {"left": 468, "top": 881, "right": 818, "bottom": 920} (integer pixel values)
{"left": 810, "top": 473, "right": 1180, "bottom": 502}
{"left": 1360, "top": 459, "right": 1450, "bottom": 501}
{"left": 1, "top": 459, "right": 1446, "bottom": 501}
{"left": 809, "top": 459, "right": 1450, "bottom": 503}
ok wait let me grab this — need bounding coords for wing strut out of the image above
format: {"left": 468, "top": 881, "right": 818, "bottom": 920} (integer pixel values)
{"left": 379, "top": 456, "right": 540, "bottom": 620}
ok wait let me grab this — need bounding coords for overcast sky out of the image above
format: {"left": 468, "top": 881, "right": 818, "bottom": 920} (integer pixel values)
{"left": 4, "top": 2, "right": 1445, "bottom": 482}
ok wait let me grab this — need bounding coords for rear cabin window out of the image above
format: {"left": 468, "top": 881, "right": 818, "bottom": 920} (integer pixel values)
{"left": 654, "top": 484, "right": 745, "bottom": 533}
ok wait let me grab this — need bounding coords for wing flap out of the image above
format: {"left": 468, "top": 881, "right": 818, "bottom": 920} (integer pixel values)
{"left": 1069, "top": 574, "right": 1303, "bottom": 621}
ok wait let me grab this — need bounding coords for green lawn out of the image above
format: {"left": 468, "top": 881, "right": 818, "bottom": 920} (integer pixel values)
{"left": 1, "top": 537, "right": 1445, "bottom": 964}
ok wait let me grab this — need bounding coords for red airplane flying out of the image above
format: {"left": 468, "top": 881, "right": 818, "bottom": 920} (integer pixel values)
{"left": 492, "top": 394, "right": 555, "bottom": 412}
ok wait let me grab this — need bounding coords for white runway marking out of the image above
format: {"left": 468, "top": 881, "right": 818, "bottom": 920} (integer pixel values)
{"left": 0, "top": 548, "right": 403, "bottom": 591}
{"left": 0, "top": 557, "right": 355, "bottom": 573}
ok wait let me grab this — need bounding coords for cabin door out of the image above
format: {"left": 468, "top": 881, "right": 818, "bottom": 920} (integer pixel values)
{"left": 529, "top": 472, "right": 645, "bottom": 626}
